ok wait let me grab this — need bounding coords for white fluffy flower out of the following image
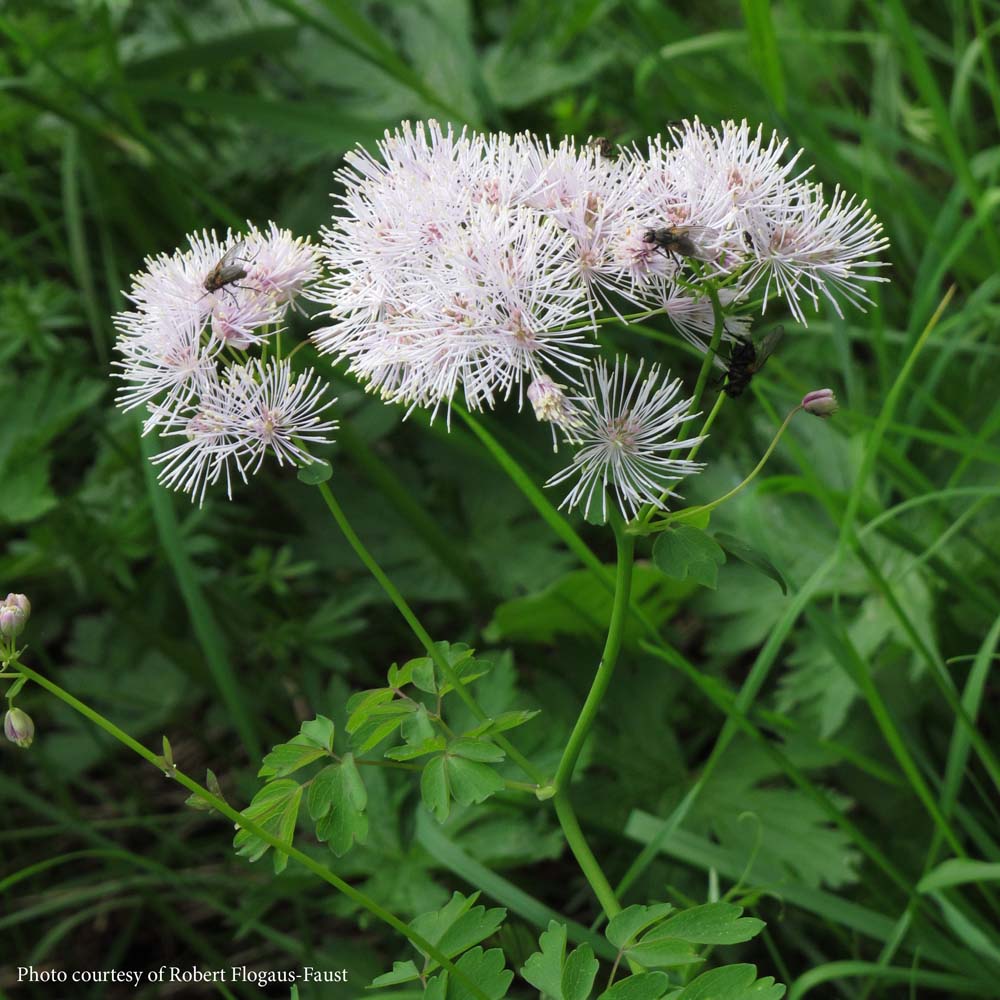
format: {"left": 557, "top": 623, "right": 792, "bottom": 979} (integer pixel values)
{"left": 312, "top": 121, "right": 597, "bottom": 416}
{"left": 152, "top": 361, "right": 336, "bottom": 505}
{"left": 113, "top": 223, "right": 332, "bottom": 501}
{"left": 741, "top": 182, "right": 889, "bottom": 323}
{"left": 545, "top": 357, "right": 704, "bottom": 521}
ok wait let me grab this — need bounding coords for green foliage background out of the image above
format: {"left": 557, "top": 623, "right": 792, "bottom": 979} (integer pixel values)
{"left": 2, "top": 1, "right": 999, "bottom": 998}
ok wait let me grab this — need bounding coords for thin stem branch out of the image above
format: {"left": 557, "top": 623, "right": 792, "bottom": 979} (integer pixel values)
{"left": 315, "top": 481, "right": 547, "bottom": 788}
{"left": 632, "top": 284, "right": 728, "bottom": 529}
{"left": 646, "top": 404, "right": 802, "bottom": 530}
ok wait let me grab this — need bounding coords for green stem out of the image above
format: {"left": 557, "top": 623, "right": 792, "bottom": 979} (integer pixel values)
{"left": 336, "top": 423, "right": 491, "bottom": 606}
{"left": 632, "top": 286, "right": 728, "bottom": 529}
{"left": 690, "top": 283, "right": 727, "bottom": 413}
{"left": 10, "top": 660, "right": 492, "bottom": 1000}
{"left": 552, "top": 515, "right": 635, "bottom": 920}
{"left": 315, "top": 481, "right": 547, "bottom": 788}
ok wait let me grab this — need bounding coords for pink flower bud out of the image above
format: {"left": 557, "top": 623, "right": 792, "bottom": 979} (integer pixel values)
{"left": 0, "top": 602, "right": 25, "bottom": 638}
{"left": 4, "top": 707, "right": 34, "bottom": 748}
{"left": 802, "top": 388, "right": 838, "bottom": 418}
{"left": 5, "top": 593, "right": 30, "bottom": 619}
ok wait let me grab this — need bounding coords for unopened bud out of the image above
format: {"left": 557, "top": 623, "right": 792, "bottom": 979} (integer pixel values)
{"left": 0, "top": 602, "right": 25, "bottom": 638}
{"left": 802, "top": 388, "right": 838, "bottom": 418}
{"left": 4, "top": 593, "right": 30, "bottom": 619}
{"left": 527, "top": 377, "right": 580, "bottom": 427}
{"left": 4, "top": 707, "right": 34, "bottom": 748}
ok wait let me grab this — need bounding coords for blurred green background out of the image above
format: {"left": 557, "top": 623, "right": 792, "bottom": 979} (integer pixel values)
{"left": 2, "top": 1, "right": 999, "bottom": 998}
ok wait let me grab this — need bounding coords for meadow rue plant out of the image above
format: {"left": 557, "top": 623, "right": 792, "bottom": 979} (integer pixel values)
{"left": 31, "top": 115, "right": 897, "bottom": 999}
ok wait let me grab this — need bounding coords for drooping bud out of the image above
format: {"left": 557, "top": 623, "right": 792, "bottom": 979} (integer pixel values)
{"left": 527, "top": 377, "right": 578, "bottom": 427}
{"left": 4, "top": 707, "right": 34, "bottom": 748}
{"left": 527, "top": 376, "right": 582, "bottom": 451}
{"left": 0, "top": 601, "right": 26, "bottom": 638}
{"left": 802, "top": 388, "right": 838, "bottom": 418}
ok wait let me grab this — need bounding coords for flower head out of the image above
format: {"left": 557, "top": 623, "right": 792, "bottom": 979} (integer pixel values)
{"left": 152, "top": 362, "right": 337, "bottom": 505}
{"left": 545, "top": 357, "right": 704, "bottom": 520}
{"left": 312, "top": 122, "right": 597, "bottom": 416}
{"left": 112, "top": 224, "right": 333, "bottom": 502}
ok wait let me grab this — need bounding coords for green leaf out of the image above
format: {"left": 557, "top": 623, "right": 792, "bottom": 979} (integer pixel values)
{"left": 606, "top": 904, "right": 675, "bottom": 950}
{"left": 447, "top": 756, "right": 506, "bottom": 807}
{"left": 522, "top": 922, "right": 599, "bottom": 1000}
{"left": 671, "top": 964, "right": 784, "bottom": 1000}
{"left": 386, "top": 736, "right": 448, "bottom": 761}
{"left": 258, "top": 736, "right": 330, "bottom": 779}
{"left": 422, "top": 755, "right": 451, "bottom": 822}
{"left": 652, "top": 525, "right": 726, "bottom": 589}
{"left": 299, "top": 715, "right": 336, "bottom": 750}
{"left": 426, "top": 947, "right": 512, "bottom": 1000}
{"left": 233, "top": 779, "right": 302, "bottom": 874}
{"left": 606, "top": 904, "right": 699, "bottom": 970}
{"left": 307, "top": 755, "right": 368, "bottom": 857}
{"left": 918, "top": 858, "right": 1000, "bottom": 893}
{"left": 421, "top": 748, "right": 505, "bottom": 822}
{"left": 350, "top": 702, "right": 417, "bottom": 754}
{"left": 371, "top": 960, "right": 422, "bottom": 988}
{"left": 345, "top": 688, "right": 396, "bottom": 731}
{"left": 627, "top": 937, "right": 700, "bottom": 969}
{"left": 713, "top": 533, "right": 787, "bottom": 595}
{"left": 463, "top": 710, "right": 541, "bottom": 738}
{"left": 401, "top": 704, "right": 437, "bottom": 746}
{"left": 598, "top": 972, "right": 671, "bottom": 1000}
{"left": 449, "top": 738, "right": 506, "bottom": 763}
{"left": 403, "top": 891, "right": 507, "bottom": 974}
{"left": 561, "top": 943, "right": 600, "bottom": 1000}
{"left": 296, "top": 459, "right": 332, "bottom": 484}
{"left": 655, "top": 903, "right": 764, "bottom": 945}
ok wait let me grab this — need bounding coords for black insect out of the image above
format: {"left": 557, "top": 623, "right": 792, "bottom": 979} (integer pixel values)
{"left": 642, "top": 225, "right": 716, "bottom": 266}
{"left": 203, "top": 240, "right": 255, "bottom": 300}
{"left": 723, "top": 327, "right": 784, "bottom": 398}
{"left": 587, "top": 136, "right": 615, "bottom": 159}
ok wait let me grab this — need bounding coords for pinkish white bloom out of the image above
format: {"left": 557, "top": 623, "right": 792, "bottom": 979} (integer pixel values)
{"left": 312, "top": 123, "right": 597, "bottom": 415}
{"left": 740, "top": 182, "right": 889, "bottom": 323}
{"left": 112, "top": 224, "right": 332, "bottom": 501}
{"left": 152, "top": 362, "right": 336, "bottom": 505}
{"left": 545, "top": 357, "right": 704, "bottom": 521}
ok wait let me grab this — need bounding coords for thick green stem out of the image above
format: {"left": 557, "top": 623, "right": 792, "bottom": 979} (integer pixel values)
{"left": 11, "top": 661, "right": 492, "bottom": 1000}
{"left": 315, "top": 481, "right": 547, "bottom": 788}
{"left": 552, "top": 516, "right": 635, "bottom": 920}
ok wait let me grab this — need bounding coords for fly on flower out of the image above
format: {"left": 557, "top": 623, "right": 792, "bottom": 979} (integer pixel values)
{"left": 642, "top": 225, "right": 717, "bottom": 265}
{"left": 723, "top": 326, "right": 784, "bottom": 398}
{"left": 203, "top": 240, "right": 255, "bottom": 301}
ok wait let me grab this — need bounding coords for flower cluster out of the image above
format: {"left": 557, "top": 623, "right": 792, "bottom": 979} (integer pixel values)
{"left": 310, "top": 119, "right": 886, "bottom": 517}
{"left": 114, "top": 121, "right": 885, "bottom": 515}
{"left": 312, "top": 120, "right": 886, "bottom": 409}
{"left": 113, "top": 222, "right": 336, "bottom": 503}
